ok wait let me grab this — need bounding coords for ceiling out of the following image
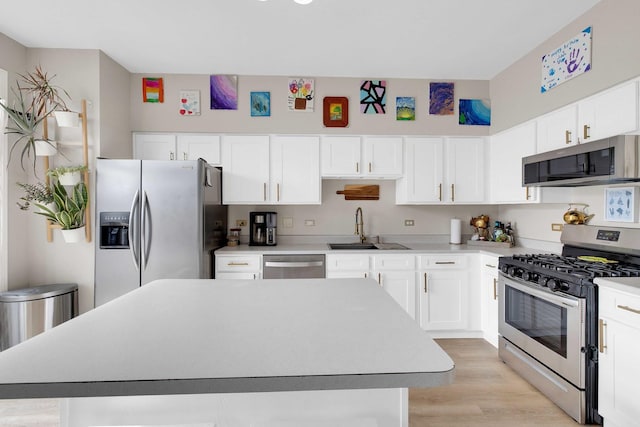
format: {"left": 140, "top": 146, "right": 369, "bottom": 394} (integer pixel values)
{"left": 0, "top": 0, "right": 600, "bottom": 80}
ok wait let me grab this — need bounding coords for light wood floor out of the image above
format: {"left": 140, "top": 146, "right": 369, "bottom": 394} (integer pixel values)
{"left": 0, "top": 339, "right": 594, "bottom": 426}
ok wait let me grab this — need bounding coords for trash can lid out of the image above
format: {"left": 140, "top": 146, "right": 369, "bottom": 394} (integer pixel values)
{"left": 0, "top": 283, "right": 78, "bottom": 302}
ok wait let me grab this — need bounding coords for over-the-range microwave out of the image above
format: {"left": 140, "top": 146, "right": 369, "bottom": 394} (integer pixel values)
{"left": 522, "top": 135, "right": 640, "bottom": 186}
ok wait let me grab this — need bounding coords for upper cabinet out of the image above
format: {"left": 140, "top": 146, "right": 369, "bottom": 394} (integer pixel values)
{"left": 489, "top": 122, "right": 538, "bottom": 204}
{"left": 321, "top": 136, "right": 403, "bottom": 178}
{"left": 222, "top": 135, "right": 320, "bottom": 205}
{"left": 133, "top": 133, "right": 221, "bottom": 164}
{"left": 536, "top": 79, "right": 639, "bottom": 153}
{"left": 397, "top": 137, "right": 485, "bottom": 204}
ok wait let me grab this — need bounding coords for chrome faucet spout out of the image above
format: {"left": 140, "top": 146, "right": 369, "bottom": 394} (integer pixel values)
{"left": 355, "top": 207, "right": 365, "bottom": 243}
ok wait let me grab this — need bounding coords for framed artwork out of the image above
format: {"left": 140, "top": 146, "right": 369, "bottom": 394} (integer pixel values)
{"left": 142, "top": 77, "right": 164, "bottom": 103}
{"left": 605, "top": 187, "right": 638, "bottom": 222}
{"left": 360, "top": 80, "right": 386, "bottom": 114}
{"left": 179, "top": 90, "right": 200, "bottom": 116}
{"left": 541, "top": 26, "right": 592, "bottom": 93}
{"left": 251, "top": 92, "right": 271, "bottom": 117}
{"left": 210, "top": 75, "right": 238, "bottom": 110}
{"left": 429, "top": 82, "right": 454, "bottom": 115}
{"left": 396, "top": 97, "right": 415, "bottom": 121}
{"left": 323, "top": 97, "right": 349, "bottom": 127}
{"left": 459, "top": 99, "right": 491, "bottom": 126}
{"left": 287, "top": 78, "right": 315, "bottom": 112}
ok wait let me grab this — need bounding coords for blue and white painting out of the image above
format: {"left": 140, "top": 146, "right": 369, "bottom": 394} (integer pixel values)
{"left": 250, "top": 92, "right": 271, "bottom": 117}
{"left": 459, "top": 99, "right": 491, "bottom": 126}
{"left": 541, "top": 27, "right": 592, "bottom": 93}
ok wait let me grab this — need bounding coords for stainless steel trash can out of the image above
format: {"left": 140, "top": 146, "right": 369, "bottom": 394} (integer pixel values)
{"left": 0, "top": 283, "right": 78, "bottom": 351}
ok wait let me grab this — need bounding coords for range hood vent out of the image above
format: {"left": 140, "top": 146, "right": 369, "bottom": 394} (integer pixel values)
{"left": 522, "top": 135, "right": 640, "bottom": 187}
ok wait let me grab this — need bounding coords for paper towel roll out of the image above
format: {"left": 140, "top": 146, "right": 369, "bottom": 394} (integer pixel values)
{"left": 450, "top": 218, "right": 462, "bottom": 244}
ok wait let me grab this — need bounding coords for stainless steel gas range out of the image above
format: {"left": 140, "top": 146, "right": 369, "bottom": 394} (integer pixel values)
{"left": 498, "top": 224, "right": 640, "bottom": 425}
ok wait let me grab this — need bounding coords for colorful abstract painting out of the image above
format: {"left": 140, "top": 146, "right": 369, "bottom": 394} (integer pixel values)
{"left": 360, "top": 80, "right": 386, "bottom": 114}
{"left": 459, "top": 99, "right": 491, "bottom": 126}
{"left": 541, "top": 26, "right": 592, "bottom": 93}
{"left": 179, "top": 90, "right": 200, "bottom": 116}
{"left": 429, "top": 82, "right": 454, "bottom": 115}
{"left": 396, "top": 97, "right": 415, "bottom": 121}
{"left": 251, "top": 92, "right": 271, "bottom": 117}
{"left": 210, "top": 75, "right": 238, "bottom": 110}
{"left": 287, "top": 78, "right": 314, "bottom": 112}
{"left": 142, "top": 78, "right": 164, "bottom": 103}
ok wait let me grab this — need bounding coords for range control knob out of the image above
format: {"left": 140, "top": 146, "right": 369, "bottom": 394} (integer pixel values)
{"left": 547, "top": 279, "right": 569, "bottom": 292}
{"left": 507, "top": 266, "right": 521, "bottom": 278}
{"left": 522, "top": 271, "right": 538, "bottom": 282}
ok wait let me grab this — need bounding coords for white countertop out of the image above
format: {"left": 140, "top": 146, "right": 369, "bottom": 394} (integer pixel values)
{"left": 595, "top": 277, "right": 640, "bottom": 295}
{"left": 0, "top": 278, "right": 454, "bottom": 399}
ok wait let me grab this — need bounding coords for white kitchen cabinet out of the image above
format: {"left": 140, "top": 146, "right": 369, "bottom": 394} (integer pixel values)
{"left": 215, "top": 255, "right": 262, "bottom": 279}
{"left": 372, "top": 254, "right": 416, "bottom": 319}
{"left": 222, "top": 135, "right": 320, "bottom": 204}
{"left": 489, "top": 122, "right": 538, "bottom": 203}
{"left": 396, "top": 137, "right": 484, "bottom": 204}
{"left": 133, "top": 133, "right": 221, "bottom": 164}
{"left": 321, "top": 136, "right": 403, "bottom": 178}
{"left": 480, "top": 254, "right": 500, "bottom": 347}
{"left": 578, "top": 80, "right": 639, "bottom": 143}
{"left": 535, "top": 104, "right": 578, "bottom": 153}
{"left": 417, "top": 255, "right": 469, "bottom": 331}
{"left": 325, "top": 254, "right": 370, "bottom": 279}
{"left": 598, "top": 285, "right": 640, "bottom": 427}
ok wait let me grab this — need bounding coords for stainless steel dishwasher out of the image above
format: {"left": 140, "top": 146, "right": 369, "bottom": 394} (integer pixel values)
{"left": 262, "top": 254, "right": 326, "bottom": 279}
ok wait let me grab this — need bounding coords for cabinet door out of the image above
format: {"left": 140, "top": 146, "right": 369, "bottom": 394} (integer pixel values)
{"left": 271, "top": 136, "right": 320, "bottom": 204}
{"left": 363, "top": 137, "right": 403, "bottom": 177}
{"left": 480, "top": 256, "right": 499, "bottom": 347}
{"left": 445, "top": 137, "right": 485, "bottom": 203}
{"left": 419, "top": 269, "right": 468, "bottom": 330}
{"left": 396, "top": 137, "right": 443, "bottom": 203}
{"left": 375, "top": 270, "right": 416, "bottom": 319}
{"left": 536, "top": 104, "right": 578, "bottom": 152}
{"left": 489, "top": 122, "right": 538, "bottom": 203}
{"left": 222, "top": 135, "right": 270, "bottom": 204}
{"left": 598, "top": 317, "right": 640, "bottom": 427}
{"left": 325, "top": 254, "right": 370, "bottom": 278}
{"left": 578, "top": 80, "right": 639, "bottom": 143}
{"left": 320, "top": 136, "right": 361, "bottom": 176}
{"left": 133, "top": 133, "right": 177, "bottom": 160}
{"left": 177, "top": 134, "right": 221, "bottom": 164}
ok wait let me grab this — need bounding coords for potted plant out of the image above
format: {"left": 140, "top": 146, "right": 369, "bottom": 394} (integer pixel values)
{"left": 47, "top": 165, "right": 87, "bottom": 186}
{"left": 17, "top": 65, "right": 77, "bottom": 127}
{"left": 16, "top": 181, "right": 55, "bottom": 212}
{"left": 35, "top": 181, "right": 88, "bottom": 243}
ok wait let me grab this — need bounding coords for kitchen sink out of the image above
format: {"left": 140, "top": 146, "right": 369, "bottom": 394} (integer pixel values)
{"left": 328, "top": 242, "right": 409, "bottom": 250}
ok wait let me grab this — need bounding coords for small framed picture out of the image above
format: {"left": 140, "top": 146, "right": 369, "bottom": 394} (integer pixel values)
{"left": 604, "top": 187, "right": 638, "bottom": 222}
{"left": 323, "top": 97, "right": 349, "bottom": 127}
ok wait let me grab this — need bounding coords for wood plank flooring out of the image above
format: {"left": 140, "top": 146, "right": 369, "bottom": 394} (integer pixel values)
{"left": 0, "top": 339, "right": 595, "bottom": 426}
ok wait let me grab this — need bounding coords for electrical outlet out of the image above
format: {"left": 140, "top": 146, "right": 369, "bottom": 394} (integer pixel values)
{"left": 404, "top": 219, "right": 415, "bottom": 226}
{"left": 304, "top": 219, "right": 315, "bottom": 226}
{"left": 551, "top": 223, "right": 564, "bottom": 231}
{"left": 235, "top": 219, "right": 247, "bottom": 227}
{"left": 283, "top": 217, "right": 294, "bottom": 228}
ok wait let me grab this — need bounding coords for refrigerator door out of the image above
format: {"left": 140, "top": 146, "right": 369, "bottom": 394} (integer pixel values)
{"left": 95, "top": 159, "right": 142, "bottom": 306}
{"left": 140, "top": 160, "right": 205, "bottom": 284}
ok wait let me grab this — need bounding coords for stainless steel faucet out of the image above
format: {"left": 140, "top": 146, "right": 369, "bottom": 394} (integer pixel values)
{"left": 355, "top": 207, "right": 366, "bottom": 243}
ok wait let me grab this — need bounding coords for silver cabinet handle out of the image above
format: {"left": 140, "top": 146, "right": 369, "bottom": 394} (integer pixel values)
{"left": 435, "top": 261, "right": 456, "bottom": 265}
{"left": 183, "top": 152, "right": 187, "bottom": 160}
{"left": 485, "top": 264, "right": 496, "bottom": 268}
{"left": 378, "top": 272, "right": 382, "bottom": 285}
{"left": 170, "top": 151, "right": 175, "bottom": 160}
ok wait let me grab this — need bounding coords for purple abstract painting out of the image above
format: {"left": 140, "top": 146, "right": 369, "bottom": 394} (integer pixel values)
{"left": 210, "top": 75, "right": 238, "bottom": 110}
{"left": 429, "top": 82, "right": 454, "bottom": 115}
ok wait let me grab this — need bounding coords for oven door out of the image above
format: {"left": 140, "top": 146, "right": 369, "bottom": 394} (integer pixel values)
{"left": 498, "top": 274, "right": 585, "bottom": 388}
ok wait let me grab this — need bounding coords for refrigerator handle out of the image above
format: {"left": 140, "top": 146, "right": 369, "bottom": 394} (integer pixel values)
{"left": 141, "top": 191, "right": 151, "bottom": 270}
{"left": 129, "top": 189, "right": 140, "bottom": 272}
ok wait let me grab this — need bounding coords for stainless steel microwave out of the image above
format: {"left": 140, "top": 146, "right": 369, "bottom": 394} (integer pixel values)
{"left": 522, "top": 135, "right": 640, "bottom": 186}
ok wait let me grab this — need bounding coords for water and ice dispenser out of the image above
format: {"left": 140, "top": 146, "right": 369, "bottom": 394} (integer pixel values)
{"left": 99, "top": 212, "right": 130, "bottom": 249}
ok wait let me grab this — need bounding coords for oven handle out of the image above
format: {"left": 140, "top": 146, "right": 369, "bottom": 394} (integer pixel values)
{"left": 500, "top": 274, "right": 580, "bottom": 308}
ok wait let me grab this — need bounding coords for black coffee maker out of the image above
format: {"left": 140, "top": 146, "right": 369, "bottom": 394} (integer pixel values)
{"left": 249, "top": 211, "right": 277, "bottom": 246}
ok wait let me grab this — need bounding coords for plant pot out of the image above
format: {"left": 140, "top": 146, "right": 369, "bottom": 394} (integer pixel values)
{"left": 54, "top": 111, "right": 80, "bottom": 127}
{"left": 58, "top": 171, "right": 82, "bottom": 186}
{"left": 61, "top": 226, "right": 85, "bottom": 243}
{"left": 34, "top": 139, "right": 57, "bottom": 156}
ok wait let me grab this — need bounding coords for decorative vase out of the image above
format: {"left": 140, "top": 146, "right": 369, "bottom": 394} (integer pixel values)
{"left": 58, "top": 171, "right": 82, "bottom": 186}
{"left": 34, "top": 139, "right": 57, "bottom": 156}
{"left": 61, "top": 226, "right": 85, "bottom": 243}
{"left": 54, "top": 111, "right": 80, "bottom": 127}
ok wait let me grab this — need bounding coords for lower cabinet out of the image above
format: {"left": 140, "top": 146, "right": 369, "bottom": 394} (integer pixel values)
{"left": 417, "top": 255, "right": 470, "bottom": 332}
{"left": 325, "top": 254, "right": 370, "bottom": 279}
{"left": 598, "top": 286, "right": 640, "bottom": 427}
{"left": 480, "top": 254, "right": 500, "bottom": 347}
{"left": 215, "top": 255, "right": 262, "bottom": 279}
{"left": 372, "top": 255, "right": 416, "bottom": 320}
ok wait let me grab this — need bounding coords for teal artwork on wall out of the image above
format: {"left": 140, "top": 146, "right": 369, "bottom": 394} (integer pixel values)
{"left": 459, "top": 99, "right": 491, "bottom": 126}
{"left": 251, "top": 92, "right": 271, "bottom": 117}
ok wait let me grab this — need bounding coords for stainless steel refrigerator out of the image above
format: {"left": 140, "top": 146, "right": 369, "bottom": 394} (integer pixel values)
{"left": 94, "top": 158, "right": 227, "bottom": 306}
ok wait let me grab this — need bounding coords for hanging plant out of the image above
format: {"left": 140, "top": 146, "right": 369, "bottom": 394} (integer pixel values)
{"left": 15, "top": 181, "right": 54, "bottom": 211}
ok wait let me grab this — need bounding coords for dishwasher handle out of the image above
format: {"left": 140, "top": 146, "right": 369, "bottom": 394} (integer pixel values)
{"left": 264, "top": 261, "right": 324, "bottom": 268}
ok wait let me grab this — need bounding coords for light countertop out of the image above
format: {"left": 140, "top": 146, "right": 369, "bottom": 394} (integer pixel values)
{"left": 595, "top": 277, "right": 640, "bottom": 295}
{"left": 0, "top": 278, "right": 454, "bottom": 399}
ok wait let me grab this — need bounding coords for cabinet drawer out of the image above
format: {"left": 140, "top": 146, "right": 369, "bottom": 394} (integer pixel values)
{"left": 216, "top": 255, "right": 262, "bottom": 272}
{"left": 600, "top": 288, "right": 640, "bottom": 328}
{"left": 326, "top": 254, "right": 370, "bottom": 271}
{"left": 481, "top": 255, "right": 499, "bottom": 272}
{"left": 418, "top": 255, "right": 467, "bottom": 270}
{"left": 373, "top": 255, "right": 415, "bottom": 270}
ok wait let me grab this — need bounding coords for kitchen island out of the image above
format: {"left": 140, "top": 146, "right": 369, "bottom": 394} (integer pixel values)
{"left": 0, "top": 278, "right": 454, "bottom": 426}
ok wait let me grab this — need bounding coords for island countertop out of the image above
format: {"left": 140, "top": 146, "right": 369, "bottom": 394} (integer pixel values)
{"left": 0, "top": 278, "right": 454, "bottom": 399}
